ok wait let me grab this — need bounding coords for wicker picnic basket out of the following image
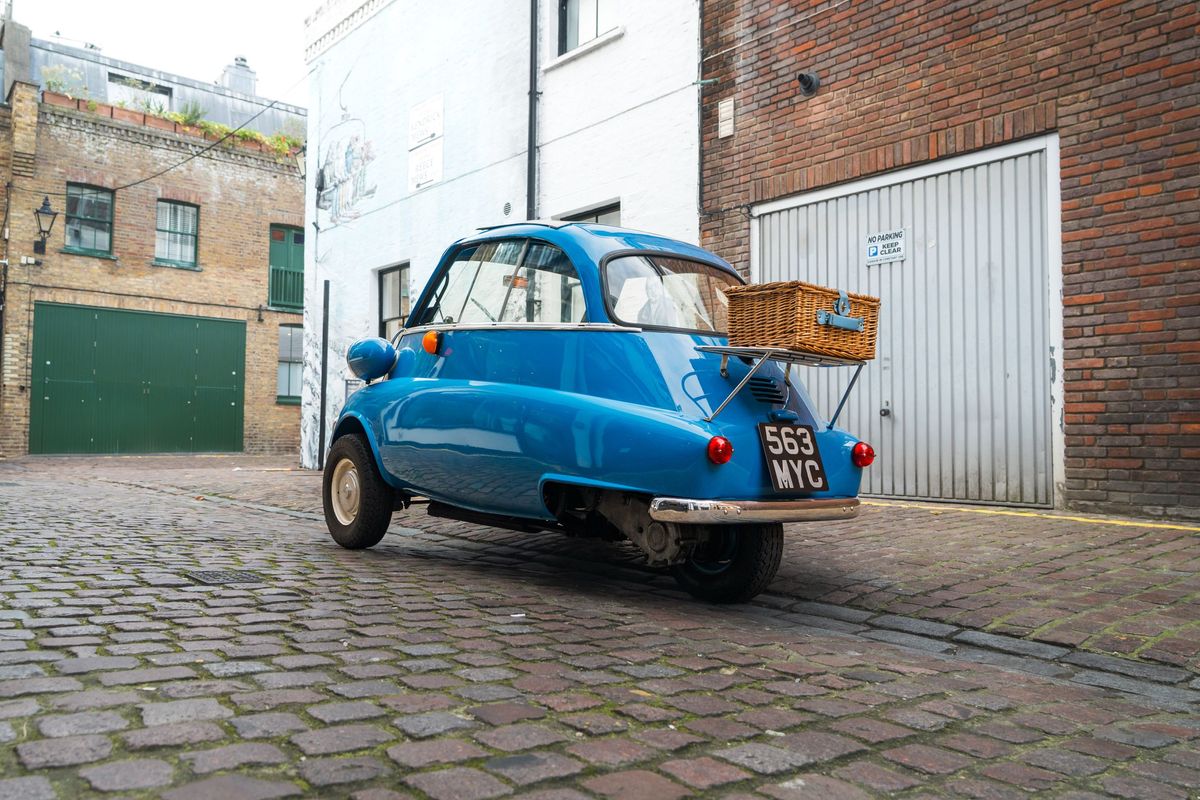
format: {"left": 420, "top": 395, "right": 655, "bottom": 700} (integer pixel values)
{"left": 722, "top": 281, "right": 881, "bottom": 361}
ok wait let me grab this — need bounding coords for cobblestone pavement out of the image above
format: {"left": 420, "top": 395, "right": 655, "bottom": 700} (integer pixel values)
{"left": 0, "top": 458, "right": 1198, "bottom": 798}
{"left": 24, "top": 455, "right": 1200, "bottom": 673}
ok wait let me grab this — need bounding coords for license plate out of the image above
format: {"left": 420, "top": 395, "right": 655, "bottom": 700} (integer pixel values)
{"left": 758, "top": 423, "right": 828, "bottom": 492}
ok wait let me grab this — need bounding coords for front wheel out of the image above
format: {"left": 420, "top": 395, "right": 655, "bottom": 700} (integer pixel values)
{"left": 671, "top": 524, "right": 783, "bottom": 603}
{"left": 323, "top": 435, "right": 394, "bottom": 549}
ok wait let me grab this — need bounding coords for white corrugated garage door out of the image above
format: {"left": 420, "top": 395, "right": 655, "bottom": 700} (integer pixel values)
{"left": 752, "top": 138, "right": 1060, "bottom": 506}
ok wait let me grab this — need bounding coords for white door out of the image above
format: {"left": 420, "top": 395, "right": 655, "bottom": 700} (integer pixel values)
{"left": 753, "top": 143, "right": 1055, "bottom": 506}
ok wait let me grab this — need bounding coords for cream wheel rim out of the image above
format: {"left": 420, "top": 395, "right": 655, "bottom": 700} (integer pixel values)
{"left": 331, "top": 458, "right": 361, "bottom": 526}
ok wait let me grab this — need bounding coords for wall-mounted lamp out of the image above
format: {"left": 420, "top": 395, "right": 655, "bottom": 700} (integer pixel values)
{"left": 257, "top": 304, "right": 265, "bottom": 323}
{"left": 33, "top": 196, "right": 58, "bottom": 255}
{"left": 797, "top": 71, "right": 821, "bottom": 98}
{"left": 295, "top": 145, "right": 307, "bottom": 180}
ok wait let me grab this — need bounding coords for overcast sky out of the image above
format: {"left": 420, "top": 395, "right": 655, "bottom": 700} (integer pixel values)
{"left": 17, "top": 0, "right": 313, "bottom": 106}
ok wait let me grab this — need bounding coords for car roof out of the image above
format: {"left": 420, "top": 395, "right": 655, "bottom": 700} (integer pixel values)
{"left": 459, "top": 221, "right": 740, "bottom": 277}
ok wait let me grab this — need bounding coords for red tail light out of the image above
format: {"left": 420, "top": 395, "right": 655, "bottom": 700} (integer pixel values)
{"left": 851, "top": 441, "right": 875, "bottom": 468}
{"left": 707, "top": 436, "right": 733, "bottom": 464}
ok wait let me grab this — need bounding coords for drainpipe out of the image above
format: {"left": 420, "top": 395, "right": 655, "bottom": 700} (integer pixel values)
{"left": 526, "top": 0, "right": 538, "bottom": 220}
{"left": 318, "top": 278, "right": 330, "bottom": 471}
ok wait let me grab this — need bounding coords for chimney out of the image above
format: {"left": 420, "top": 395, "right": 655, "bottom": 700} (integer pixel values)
{"left": 220, "top": 55, "right": 256, "bottom": 95}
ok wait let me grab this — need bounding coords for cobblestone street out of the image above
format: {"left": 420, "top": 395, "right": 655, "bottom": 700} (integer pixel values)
{"left": 0, "top": 457, "right": 1198, "bottom": 799}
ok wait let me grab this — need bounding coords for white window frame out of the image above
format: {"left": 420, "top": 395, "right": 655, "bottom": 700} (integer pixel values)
{"left": 557, "top": 0, "right": 618, "bottom": 56}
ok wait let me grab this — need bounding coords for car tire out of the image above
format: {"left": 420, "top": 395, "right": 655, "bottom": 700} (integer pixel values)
{"left": 323, "top": 434, "right": 394, "bottom": 550}
{"left": 670, "top": 523, "right": 783, "bottom": 603}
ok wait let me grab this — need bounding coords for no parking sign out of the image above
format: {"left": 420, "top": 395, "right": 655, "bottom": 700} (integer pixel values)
{"left": 866, "top": 228, "right": 906, "bottom": 265}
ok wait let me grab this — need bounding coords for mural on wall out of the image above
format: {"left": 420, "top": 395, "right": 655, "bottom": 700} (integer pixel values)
{"left": 299, "top": 321, "right": 362, "bottom": 469}
{"left": 316, "top": 120, "right": 376, "bottom": 223}
{"left": 315, "top": 70, "right": 377, "bottom": 225}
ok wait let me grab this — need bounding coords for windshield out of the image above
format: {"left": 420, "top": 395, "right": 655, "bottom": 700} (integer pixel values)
{"left": 605, "top": 254, "right": 740, "bottom": 333}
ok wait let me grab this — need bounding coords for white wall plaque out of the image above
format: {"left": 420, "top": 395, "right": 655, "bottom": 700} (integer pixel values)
{"left": 409, "top": 95, "right": 443, "bottom": 150}
{"left": 408, "top": 138, "right": 443, "bottom": 193}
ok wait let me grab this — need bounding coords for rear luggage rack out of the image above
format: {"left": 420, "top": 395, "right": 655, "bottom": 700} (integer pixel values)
{"left": 696, "top": 345, "right": 864, "bottom": 427}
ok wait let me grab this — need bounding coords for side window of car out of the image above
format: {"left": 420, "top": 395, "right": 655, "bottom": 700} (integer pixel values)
{"left": 424, "top": 241, "right": 585, "bottom": 325}
{"left": 500, "top": 243, "right": 585, "bottom": 324}
{"left": 426, "top": 241, "right": 524, "bottom": 324}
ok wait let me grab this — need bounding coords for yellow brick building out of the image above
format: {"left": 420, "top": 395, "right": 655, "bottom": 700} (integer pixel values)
{"left": 0, "top": 82, "right": 305, "bottom": 456}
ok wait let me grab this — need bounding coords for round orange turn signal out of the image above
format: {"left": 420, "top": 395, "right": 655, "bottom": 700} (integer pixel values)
{"left": 422, "top": 330, "right": 441, "bottom": 355}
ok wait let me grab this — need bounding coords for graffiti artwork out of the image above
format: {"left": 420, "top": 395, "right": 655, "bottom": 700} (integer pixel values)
{"left": 316, "top": 116, "right": 376, "bottom": 224}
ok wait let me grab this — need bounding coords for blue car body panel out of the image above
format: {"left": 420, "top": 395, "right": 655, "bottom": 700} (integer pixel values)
{"left": 336, "top": 223, "right": 864, "bottom": 520}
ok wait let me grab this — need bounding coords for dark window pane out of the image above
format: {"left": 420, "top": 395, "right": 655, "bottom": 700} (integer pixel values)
{"left": 65, "top": 185, "right": 113, "bottom": 254}
{"left": 155, "top": 201, "right": 198, "bottom": 265}
{"left": 560, "top": 0, "right": 613, "bottom": 53}
{"left": 277, "top": 326, "right": 303, "bottom": 397}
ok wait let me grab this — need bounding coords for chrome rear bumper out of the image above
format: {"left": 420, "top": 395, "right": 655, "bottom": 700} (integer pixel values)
{"left": 648, "top": 496, "right": 859, "bottom": 525}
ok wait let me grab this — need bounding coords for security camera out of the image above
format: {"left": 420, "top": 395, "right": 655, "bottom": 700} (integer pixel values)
{"left": 797, "top": 71, "right": 820, "bottom": 97}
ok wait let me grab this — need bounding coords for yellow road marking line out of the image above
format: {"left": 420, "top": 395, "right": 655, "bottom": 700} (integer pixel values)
{"left": 861, "top": 500, "right": 1200, "bottom": 532}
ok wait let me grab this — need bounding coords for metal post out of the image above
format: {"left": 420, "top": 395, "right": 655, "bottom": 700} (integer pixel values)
{"left": 318, "top": 279, "right": 330, "bottom": 470}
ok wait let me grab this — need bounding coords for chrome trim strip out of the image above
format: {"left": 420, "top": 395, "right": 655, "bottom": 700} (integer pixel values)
{"left": 402, "top": 323, "right": 639, "bottom": 335}
{"left": 648, "top": 497, "right": 860, "bottom": 524}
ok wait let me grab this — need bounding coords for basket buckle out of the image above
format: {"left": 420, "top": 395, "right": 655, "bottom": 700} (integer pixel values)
{"left": 816, "top": 290, "right": 864, "bottom": 332}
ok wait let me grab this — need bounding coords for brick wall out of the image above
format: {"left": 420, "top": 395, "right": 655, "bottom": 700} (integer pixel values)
{"left": 700, "top": 0, "right": 1198, "bottom": 519}
{"left": 0, "top": 87, "right": 305, "bottom": 457}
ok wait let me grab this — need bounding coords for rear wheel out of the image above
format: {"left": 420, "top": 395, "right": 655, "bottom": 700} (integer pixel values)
{"left": 671, "top": 524, "right": 783, "bottom": 603}
{"left": 323, "top": 435, "right": 394, "bottom": 549}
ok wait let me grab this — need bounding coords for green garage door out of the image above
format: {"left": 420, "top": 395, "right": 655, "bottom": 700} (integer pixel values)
{"left": 30, "top": 303, "right": 246, "bottom": 454}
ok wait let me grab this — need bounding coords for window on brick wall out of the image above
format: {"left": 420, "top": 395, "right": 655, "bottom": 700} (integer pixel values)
{"left": 154, "top": 201, "right": 199, "bottom": 267}
{"left": 277, "top": 325, "right": 303, "bottom": 404}
{"left": 558, "top": 0, "right": 617, "bottom": 55}
{"left": 64, "top": 184, "right": 114, "bottom": 257}
{"left": 379, "top": 263, "right": 410, "bottom": 340}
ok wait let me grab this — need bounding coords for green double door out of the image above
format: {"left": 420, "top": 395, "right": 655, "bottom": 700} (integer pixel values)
{"left": 30, "top": 303, "right": 245, "bottom": 454}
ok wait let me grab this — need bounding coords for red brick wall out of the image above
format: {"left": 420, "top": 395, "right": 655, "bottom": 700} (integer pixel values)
{"left": 700, "top": 0, "right": 1198, "bottom": 518}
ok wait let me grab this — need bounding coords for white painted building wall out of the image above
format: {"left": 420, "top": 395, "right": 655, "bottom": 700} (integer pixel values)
{"left": 300, "top": 0, "right": 701, "bottom": 468}
{"left": 538, "top": 0, "right": 699, "bottom": 242}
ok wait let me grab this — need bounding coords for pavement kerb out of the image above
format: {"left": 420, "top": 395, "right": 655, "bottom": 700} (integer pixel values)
{"left": 97, "top": 476, "right": 1200, "bottom": 712}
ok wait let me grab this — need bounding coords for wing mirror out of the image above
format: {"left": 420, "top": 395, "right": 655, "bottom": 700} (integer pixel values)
{"left": 346, "top": 337, "right": 398, "bottom": 383}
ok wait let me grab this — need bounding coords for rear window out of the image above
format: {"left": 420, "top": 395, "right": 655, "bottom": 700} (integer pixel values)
{"left": 605, "top": 254, "right": 740, "bottom": 333}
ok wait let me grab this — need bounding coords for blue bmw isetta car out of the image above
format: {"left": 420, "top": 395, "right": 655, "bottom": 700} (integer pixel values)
{"left": 323, "top": 222, "right": 872, "bottom": 602}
